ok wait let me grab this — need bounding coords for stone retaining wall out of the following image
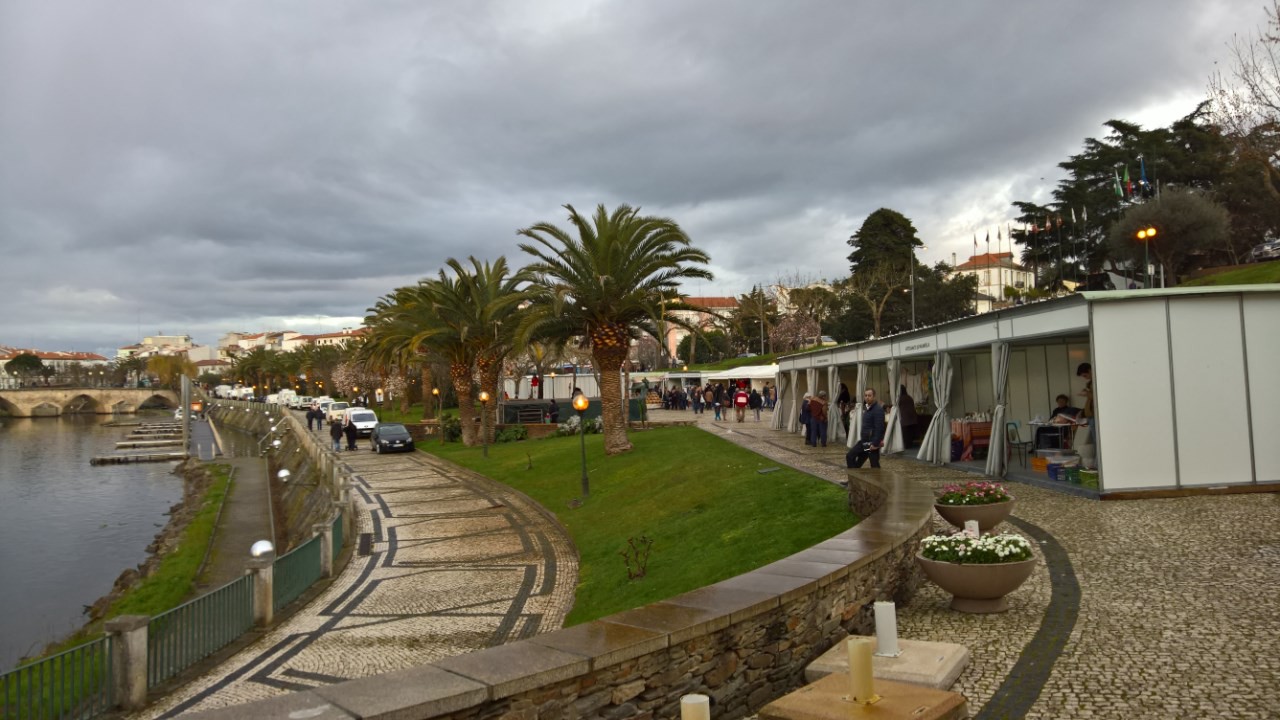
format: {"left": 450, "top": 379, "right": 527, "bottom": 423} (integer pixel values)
{"left": 195, "top": 469, "right": 934, "bottom": 720}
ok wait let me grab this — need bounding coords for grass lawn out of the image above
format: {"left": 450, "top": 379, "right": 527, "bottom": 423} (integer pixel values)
{"left": 421, "top": 426, "right": 855, "bottom": 625}
{"left": 1180, "top": 261, "right": 1280, "bottom": 286}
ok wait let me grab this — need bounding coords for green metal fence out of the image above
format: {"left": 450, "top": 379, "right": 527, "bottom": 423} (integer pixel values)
{"left": 146, "top": 575, "right": 253, "bottom": 689}
{"left": 273, "top": 535, "right": 322, "bottom": 612}
{"left": 0, "top": 635, "right": 112, "bottom": 720}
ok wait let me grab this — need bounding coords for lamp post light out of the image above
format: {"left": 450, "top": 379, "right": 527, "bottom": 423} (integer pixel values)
{"left": 573, "top": 393, "right": 590, "bottom": 497}
{"left": 548, "top": 372, "right": 556, "bottom": 400}
{"left": 910, "top": 243, "right": 928, "bottom": 330}
{"left": 1136, "top": 227, "right": 1157, "bottom": 288}
{"left": 478, "top": 390, "right": 491, "bottom": 458}
{"left": 432, "top": 387, "right": 442, "bottom": 445}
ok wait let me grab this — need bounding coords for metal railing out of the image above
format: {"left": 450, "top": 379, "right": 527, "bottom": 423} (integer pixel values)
{"left": 0, "top": 635, "right": 112, "bottom": 720}
{"left": 273, "top": 535, "right": 322, "bottom": 612}
{"left": 146, "top": 575, "right": 254, "bottom": 689}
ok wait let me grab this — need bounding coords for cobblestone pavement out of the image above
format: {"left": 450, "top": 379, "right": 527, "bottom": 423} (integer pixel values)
{"left": 137, "top": 445, "right": 578, "bottom": 718}
{"left": 652, "top": 408, "right": 1280, "bottom": 720}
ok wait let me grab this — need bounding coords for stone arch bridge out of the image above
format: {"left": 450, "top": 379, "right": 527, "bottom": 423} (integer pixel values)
{"left": 0, "top": 388, "right": 180, "bottom": 418}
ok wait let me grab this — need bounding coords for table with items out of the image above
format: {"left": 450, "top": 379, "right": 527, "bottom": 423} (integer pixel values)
{"left": 950, "top": 419, "right": 992, "bottom": 461}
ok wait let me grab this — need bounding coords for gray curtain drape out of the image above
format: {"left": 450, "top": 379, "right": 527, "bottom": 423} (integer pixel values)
{"left": 827, "top": 365, "right": 844, "bottom": 444}
{"left": 785, "top": 370, "right": 799, "bottom": 432}
{"left": 771, "top": 371, "right": 787, "bottom": 430}
{"left": 805, "top": 368, "right": 818, "bottom": 437}
{"left": 883, "top": 359, "right": 903, "bottom": 454}
{"left": 847, "top": 363, "right": 868, "bottom": 449}
{"left": 916, "top": 352, "right": 953, "bottom": 465}
{"left": 985, "top": 342, "right": 1010, "bottom": 477}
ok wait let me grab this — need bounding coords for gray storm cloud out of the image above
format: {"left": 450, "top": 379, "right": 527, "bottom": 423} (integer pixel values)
{"left": 0, "top": 0, "right": 1257, "bottom": 352}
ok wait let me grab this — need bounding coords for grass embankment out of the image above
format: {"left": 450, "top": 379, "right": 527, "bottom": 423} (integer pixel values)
{"left": 422, "top": 426, "right": 854, "bottom": 625}
{"left": 1180, "top": 261, "right": 1280, "bottom": 286}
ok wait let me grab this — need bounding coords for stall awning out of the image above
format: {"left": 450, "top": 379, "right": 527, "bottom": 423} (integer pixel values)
{"left": 703, "top": 365, "right": 779, "bottom": 381}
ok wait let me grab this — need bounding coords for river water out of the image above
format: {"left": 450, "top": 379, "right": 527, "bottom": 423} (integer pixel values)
{"left": 0, "top": 413, "right": 184, "bottom": 670}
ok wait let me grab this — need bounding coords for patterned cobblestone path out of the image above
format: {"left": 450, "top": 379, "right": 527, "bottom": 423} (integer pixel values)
{"left": 658, "top": 408, "right": 1280, "bottom": 720}
{"left": 139, "top": 447, "right": 577, "bottom": 718}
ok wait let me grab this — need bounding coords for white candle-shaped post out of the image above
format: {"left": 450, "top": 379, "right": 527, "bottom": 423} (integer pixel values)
{"left": 847, "top": 637, "right": 876, "bottom": 704}
{"left": 964, "top": 519, "right": 980, "bottom": 538}
{"left": 874, "top": 601, "right": 901, "bottom": 657}
{"left": 680, "top": 693, "right": 710, "bottom": 720}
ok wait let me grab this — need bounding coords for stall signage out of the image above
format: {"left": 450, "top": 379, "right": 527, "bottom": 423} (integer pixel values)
{"left": 903, "top": 341, "right": 934, "bottom": 353}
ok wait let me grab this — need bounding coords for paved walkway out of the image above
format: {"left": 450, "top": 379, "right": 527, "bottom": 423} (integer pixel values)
{"left": 652, "top": 408, "right": 1280, "bottom": 720}
{"left": 138, "top": 432, "right": 577, "bottom": 718}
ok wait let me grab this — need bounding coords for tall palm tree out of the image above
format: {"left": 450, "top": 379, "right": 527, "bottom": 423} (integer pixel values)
{"left": 518, "top": 204, "right": 712, "bottom": 454}
{"left": 459, "top": 257, "right": 530, "bottom": 440}
{"left": 362, "top": 286, "right": 441, "bottom": 416}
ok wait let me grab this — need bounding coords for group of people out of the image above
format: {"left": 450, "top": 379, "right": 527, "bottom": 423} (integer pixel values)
{"left": 669, "top": 382, "right": 773, "bottom": 422}
{"left": 794, "top": 384, "right": 891, "bottom": 469}
{"left": 303, "top": 401, "right": 360, "bottom": 451}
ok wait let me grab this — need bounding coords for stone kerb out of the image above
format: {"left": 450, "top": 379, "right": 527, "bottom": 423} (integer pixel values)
{"left": 199, "top": 468, "right": 933, "bottom": 720}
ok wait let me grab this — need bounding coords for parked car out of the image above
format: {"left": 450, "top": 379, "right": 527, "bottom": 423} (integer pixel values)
{"left": 370, "top": 423, "right": 415, "bottom": 453}
{"left": 344, "top": 408, "right": 378, "bottom": 437}
{"left": 1246, "top": 239, "right": 1280, "bottom": 263}
{"left": 291, "top": 395, "right": 313, "bottom": 410}
{"left": 325, "top": 401, "right": 350, "bottom": 422}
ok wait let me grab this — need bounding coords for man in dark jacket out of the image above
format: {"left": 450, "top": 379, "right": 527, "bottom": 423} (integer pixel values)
{"left": 846, "top": 388, "right": 886, "bottom": 468}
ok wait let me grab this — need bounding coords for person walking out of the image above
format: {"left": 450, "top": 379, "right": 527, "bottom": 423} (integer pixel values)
{"left": 712, "top": 384, "right": 724, "bottom": 421}
{"left": 733, "top": 383, "right": 749, "bottom": 422}
{"left": 748, "top": 388, "right": 762, "bottom": 422}
{"left": 809, "top": 390, "right": 829, "bottom": 447}
{"left": 343, "top": 414, "right": 358, "bottom": 451}
{"left": 846, "top": 388, "right": 886, "bottom": 468}
{"left": 329, "top": 417, "right": 344, "bottom": 452}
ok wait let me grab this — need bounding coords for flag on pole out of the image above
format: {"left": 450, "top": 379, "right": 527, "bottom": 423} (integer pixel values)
{"left": 1139, "top": 154, "right": 1148, "bottom": 185}
{"left": 985, "top": 230, "right": 990, "bottom": 253}
{"left": 1071, "top": 207, "right": 1077, "bottom": 224}
{"left": 1124, "top": 165, "right": 1132, "bottom": 196}
{"left": 1083, "top": 206, "right": 1089, "bottom": 223}
{"left": 1113, "top": 168, "right": 1123, "bottom": 197}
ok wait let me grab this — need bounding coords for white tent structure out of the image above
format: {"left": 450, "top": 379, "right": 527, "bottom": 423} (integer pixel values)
{"left": 778, "top": 285, "right": 1280, "bottom": 498}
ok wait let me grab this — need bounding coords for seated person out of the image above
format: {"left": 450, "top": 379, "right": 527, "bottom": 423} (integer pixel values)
{"left": 1050, "top": 394, "right": 1081, "bottom": 423}
{"left": 1037, "top": 395, "right": 1081, "bottom": 448}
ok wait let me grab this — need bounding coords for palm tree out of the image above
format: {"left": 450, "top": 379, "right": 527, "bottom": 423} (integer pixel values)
{"left": 362, "top": 287, "right": 442, "bottom": 415}
{"left": 460, "top": 257, "right": 530, "bottom": 440}
{"left": 518, "top": 204, "right": 712, "bottom": 454}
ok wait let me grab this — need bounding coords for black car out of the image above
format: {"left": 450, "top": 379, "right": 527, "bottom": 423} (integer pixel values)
{"left": 369, "top": 423, "right": 415, "bottom": 453}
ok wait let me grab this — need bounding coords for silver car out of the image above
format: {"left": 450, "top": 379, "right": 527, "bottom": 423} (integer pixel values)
{"left": 1247, "top": 239, "right": 1280, "bottom": 262}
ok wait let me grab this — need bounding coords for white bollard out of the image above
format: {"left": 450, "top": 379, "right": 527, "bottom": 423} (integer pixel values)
{"left": 680, "top": 694, "right": 710, "bottom": 720}
{"left": 874, "top": 601, "right": 902, "bottom": 657}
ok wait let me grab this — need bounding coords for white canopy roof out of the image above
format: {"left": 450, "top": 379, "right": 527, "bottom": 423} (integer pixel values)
{"left": 703, "top": 364, "right": 779, "bottom": 381}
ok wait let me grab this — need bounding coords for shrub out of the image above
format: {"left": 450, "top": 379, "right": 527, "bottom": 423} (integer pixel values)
{"left": 554, "top": 415, "right": 603, "bottom": 437}
{"left": 440, "top": 412, "right": 462, "bottom": 442}
{"left": 495, "top": 425, "right": 528, "bottom": 443}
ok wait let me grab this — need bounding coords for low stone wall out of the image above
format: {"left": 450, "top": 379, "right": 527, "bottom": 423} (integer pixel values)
{"left": 195, "top": 468, "right": 934, "bottom": 720}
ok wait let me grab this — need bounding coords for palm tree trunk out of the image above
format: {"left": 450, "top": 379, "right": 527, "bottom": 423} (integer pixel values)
{"left": 477, "top": 356, "right": 501, "bottom": 445}
{"left": 450, "top": 362, "right": 478, "bottom": 446}
{"left": 591, "top": 325, "right": 632, "bottom": 454}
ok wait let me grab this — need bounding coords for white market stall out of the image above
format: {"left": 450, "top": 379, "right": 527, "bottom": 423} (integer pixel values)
{"left": 703, "top": 364, "right": 780, "bottom": 393}
{"left": 777, "top": 285, "right": 1280, "bottom": 498}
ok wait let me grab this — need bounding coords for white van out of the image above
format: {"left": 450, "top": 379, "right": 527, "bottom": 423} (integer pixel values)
{"left": 344, "top": 408, "right": 378, "bottom": 437}
{"left": 277, "top": 389, "right": 298, "bottom": 407}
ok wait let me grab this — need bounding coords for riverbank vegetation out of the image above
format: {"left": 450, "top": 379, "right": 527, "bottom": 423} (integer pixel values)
{"left": 422, "top": 425, "right": 855, "bottom": 625}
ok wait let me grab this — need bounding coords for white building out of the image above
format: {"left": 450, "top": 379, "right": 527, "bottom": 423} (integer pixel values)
{"left": 951, "top": 252, "right": 1035, "bottom": 313}
{"left": 663, "top": 296, "right": 738, "bottom": 360}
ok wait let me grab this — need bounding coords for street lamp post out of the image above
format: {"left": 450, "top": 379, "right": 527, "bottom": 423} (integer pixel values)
{"left": 478, "top": 391, "right": 490, "bottom": 458}
{"left": 909, "top": 243, "right": 928, "bottom": 330}
{"left": 432, "top": 387, "right": 442, "bottom": 445}
{"left": 573, "top": 393, "right": 590, "bottom": 497}
{"left": 1135, "top": 227, "right": 1157, "bottom": 288}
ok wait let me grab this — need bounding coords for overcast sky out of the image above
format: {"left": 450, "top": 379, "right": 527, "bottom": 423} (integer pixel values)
{"left": 0, "top": 0, "right": 1263, "bottom": 355}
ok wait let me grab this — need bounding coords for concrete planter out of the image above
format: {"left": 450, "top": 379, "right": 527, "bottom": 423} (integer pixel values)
{"left": 933, "top": 499, "right": 1014, "bottom": 533}
{"left": 916, "top": 554, "right": 1036, "bottom": 613}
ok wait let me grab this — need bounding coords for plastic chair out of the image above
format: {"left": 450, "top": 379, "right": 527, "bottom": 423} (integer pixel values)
{"left": 1006, "top": 422, "right": 1033, "bottom": 468}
